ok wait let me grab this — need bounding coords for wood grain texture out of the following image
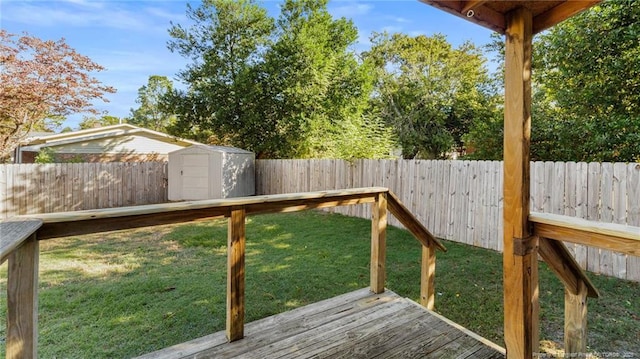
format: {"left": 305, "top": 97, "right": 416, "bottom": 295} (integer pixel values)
{"left": 564, "top": 280, "right": 589, "bottom": 357}
{"left": 370, "top": 193, "right": 387, "bottom": 294}
{"left": 533, "top": 1, "right": 601, "bottom": 33}
{"left": 0, "top": 219, "right": 42, "bottom": 264}
{"left": 538, "top": 237, "right": 598, "bottom": 298}
{"left": 7, "top": 234, "right": 39, "bottom": 359}
{"left": 420, "top": 244, "right": 437, "bottom": 310}
{"left": 420, "top": 0, "right": 600, "bottom": 34}
{"left": 530, "top": 213, "right": 640, "bottom": 257}
{"left": 503, "top": 7, "right": 538, "bottom": 359}
{"left": 28, "top": 188, "right": 385, "bottom": 239}
{"left": 135, "top": 289, "right": 505, "bottom": 359}
{"left": 226, "top": 207, "right": 246, "bottom": 342}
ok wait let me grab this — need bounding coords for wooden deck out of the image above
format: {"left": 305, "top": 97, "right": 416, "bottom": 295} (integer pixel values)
{"left": 137, "top": 289, "right": 505, "bottom": 359}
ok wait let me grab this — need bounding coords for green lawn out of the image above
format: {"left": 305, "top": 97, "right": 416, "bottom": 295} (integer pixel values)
{"left": 1, "top": 211, "right": 638, "bottom": 358}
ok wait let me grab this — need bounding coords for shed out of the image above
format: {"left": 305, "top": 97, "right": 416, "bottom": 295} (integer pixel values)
{"left": 168, "top": 145, "right": 255, "bottom": 201}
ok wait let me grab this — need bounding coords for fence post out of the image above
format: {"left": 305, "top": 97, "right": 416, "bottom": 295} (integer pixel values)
{"left": 226, "top": 207, "right": 246, "bottom": 342}
{"left": 7, "top": 233, "right": 39, "bottom": 359}
{"left": 371, "top": 192, "right": 387, "bottom": 294}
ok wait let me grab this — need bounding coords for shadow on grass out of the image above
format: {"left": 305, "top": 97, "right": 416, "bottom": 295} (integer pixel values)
{"left": 0, "top": 210, "right": 638, "bottom": 358}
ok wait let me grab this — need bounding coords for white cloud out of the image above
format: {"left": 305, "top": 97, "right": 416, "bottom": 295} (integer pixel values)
{"left": 330, "top": 2, "right": 373, "bottom": 18}
{"left": 389, "top": 16, "right": 411, "bottom": 24}
{"left": 89, "top": 49, "right": 185, "bottom": 75}
{"left": 144, "top": 5, "right": 186, "bottom": 23}
{"left": 2, "top": 1, "right": 171, "bottom": 33}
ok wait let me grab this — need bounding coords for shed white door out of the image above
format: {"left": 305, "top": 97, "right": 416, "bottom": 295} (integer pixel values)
{"left": 181, "top": 154, "right": 209, "bottom": 200}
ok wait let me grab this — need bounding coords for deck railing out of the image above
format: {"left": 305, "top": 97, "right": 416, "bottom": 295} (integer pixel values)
{"left": 1, "top": 187, "right": 444, "bottom": 357}
{"left": 529, "top": 212, "right": 639, "bottom": 354}
{"left": 1, "top": 188, "right": 637, "bottom": 358}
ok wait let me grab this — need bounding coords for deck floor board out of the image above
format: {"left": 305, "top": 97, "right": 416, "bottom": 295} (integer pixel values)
{"left": 136, "top": 289, "right": 505, "bottom": 359}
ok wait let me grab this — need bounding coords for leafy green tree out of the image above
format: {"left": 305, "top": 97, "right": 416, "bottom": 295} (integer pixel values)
{"left": 251, "top": 0, "right": 394, "bottom": 158}
{"left": 166, "top": 0, "right": 395, "bottom": 159}
{"left": 78, "top": 115, "right": 122, "bottom": 129}
{"left": 365, "top": 32, "right": 497, "bottom": 159}
{"left": 531, "top": 0, "right": 640, "bottom": 162}
{"left": 165, "top": 0, "right": 274, "bottom": 149}
{"left": 129, "top": 75, "right": 175, "bottom": 132}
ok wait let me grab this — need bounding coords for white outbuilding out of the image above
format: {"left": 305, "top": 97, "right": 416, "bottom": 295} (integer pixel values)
{"left": 168, "top": 145, "right": 255, "bottom": 201}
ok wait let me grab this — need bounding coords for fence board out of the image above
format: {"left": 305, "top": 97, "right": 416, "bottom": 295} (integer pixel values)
{"left": 0, "top": 162, "right": 168, "bottom": 219}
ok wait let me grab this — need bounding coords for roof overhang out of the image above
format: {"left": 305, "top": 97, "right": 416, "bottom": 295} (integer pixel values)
{"left": 420, "top": 0, "right": 601, "bottom": 34}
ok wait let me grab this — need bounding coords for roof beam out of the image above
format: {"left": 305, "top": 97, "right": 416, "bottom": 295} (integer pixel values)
{"left": 420, "top": 0, "right": 506, "bottom": 33}
{"left": 533, "top": 0, "right": 601, "bottom": 33}
{"left": 462, "top": 0, "right": 490, "bottom": 14}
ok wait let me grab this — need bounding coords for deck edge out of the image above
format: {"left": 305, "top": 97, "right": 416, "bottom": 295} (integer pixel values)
{"left": 404, "top": 297, "right": 507, "bottom": 355}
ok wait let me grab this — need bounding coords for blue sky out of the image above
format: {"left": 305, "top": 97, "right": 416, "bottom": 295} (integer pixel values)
{"left": 1, "top": 0, "right": 495, "bottom": 130}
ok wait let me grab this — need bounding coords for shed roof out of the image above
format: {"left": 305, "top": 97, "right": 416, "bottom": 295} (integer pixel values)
{"left": 170, "top": 144, "right": 254, "bottom": 155}
{"left": 420, "top": 0, "right": 600, "bottom": 34}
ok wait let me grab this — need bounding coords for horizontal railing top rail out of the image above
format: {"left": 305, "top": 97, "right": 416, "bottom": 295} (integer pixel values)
{"left": 530, "top": 212, "right": 640, "bottom": 257}
{"left": 17, "top": 187, "right": 442, "bottom": 252}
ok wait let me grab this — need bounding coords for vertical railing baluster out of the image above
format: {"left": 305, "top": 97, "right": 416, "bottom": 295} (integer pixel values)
{"left": 371, "top": 192, "right": 387, "bottom": 294}
{"left": 7, "top": 233, "right": 39, "bottom": 359}
{"left": 420, "top": 244, "right": 436, "bottom": 310}
{"left": 226, "top": 207, "right": 246, "bottom": 342}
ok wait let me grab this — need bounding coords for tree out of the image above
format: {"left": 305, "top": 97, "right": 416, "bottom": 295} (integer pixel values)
{"left": 365, "top": 32, "right": 498, "bottom": 159}
{"left": 530, "top": 0, "right": 640, "bottom": 162}
{"left": 166, "top": 0, "right": 395, "bottom": 159}
{"left": 129, "top": 75, "right": 175, "bottom": 131}
{"left": 250, "top": 0, "right": 394, "bottom": 158}
{"left": 165, "top": 0, "right": 274, "bottom": 147}
{"left": 0, "top": 30, "right": 114, "bottom": 161}
{"left": 78, "top": 115, "right": 122, "bottom": 129}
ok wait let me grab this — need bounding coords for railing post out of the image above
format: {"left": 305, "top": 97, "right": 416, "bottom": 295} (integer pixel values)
{"left": 420, "top": 244, "right": 436, "bottom": 310}
{"left": 565, "top": 280, "right": 588, "bottom": 357}
{"left": 370, "top": 192, "right": 387, "bottom": 294}
{"left": 226, "top": 207, "right": 246, "bottom": 342}
{"left": 7, "top": 233, "right": 39, "bottom": 359}
{"left": 504, "top": 7, "right": 539, "bottom": 359}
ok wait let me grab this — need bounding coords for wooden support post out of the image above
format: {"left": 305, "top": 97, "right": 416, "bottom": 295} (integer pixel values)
{"left": 565, "top": 280, "right": 588, "bottom": 357}
{"left": 7, "top": 233, "right": 39, "bottom": 359}
{"left": 370, "top": 192, "right": 387, "bottom": 294}
{"left": 226, "top": 207, "right": 246, "bottom": 342}
{"left": 503, "top": 7, "right": 539, "bottom": 359}
{"left": 420, "top": 244, "right": 436, "bottom": 310}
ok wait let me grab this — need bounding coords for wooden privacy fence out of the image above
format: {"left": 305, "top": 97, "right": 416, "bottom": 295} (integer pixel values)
{"left": 256, "top": 159, "right": 640, "bottom": 282}
{"left": 0, "top": 162, "right": 168, "bottom": 218}
{"left": 1, "top": 160, "right": 638, "bottom": 281}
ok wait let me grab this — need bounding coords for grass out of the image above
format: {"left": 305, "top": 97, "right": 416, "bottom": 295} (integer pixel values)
{"left": 0, "top": 210, "right": 638, "bottom": 358}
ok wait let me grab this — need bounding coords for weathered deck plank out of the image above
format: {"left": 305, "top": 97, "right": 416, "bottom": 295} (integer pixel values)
{"left": 137, "top": 289, "right": 505, "bottom": 359}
